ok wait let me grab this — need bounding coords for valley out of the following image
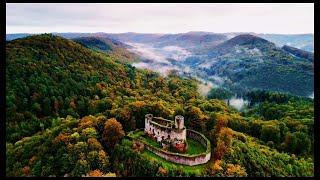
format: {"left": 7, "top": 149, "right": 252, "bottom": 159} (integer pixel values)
{"left": 6, "top": 32, "right": 314, "bottom": 99}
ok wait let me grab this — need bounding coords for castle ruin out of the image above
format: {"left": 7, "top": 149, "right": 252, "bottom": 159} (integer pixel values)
{"left": 140, "top": 114, "right": 211, "bottom": 166}
{"left": 144, "top": 114, "right": 187, "bottom": 151}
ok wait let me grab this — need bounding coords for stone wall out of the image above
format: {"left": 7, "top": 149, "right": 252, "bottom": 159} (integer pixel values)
{"left": 147, "top": 122, "right": 170, "bottom": 142}
{"left": 140, "top": 129, "right": 211, "bottom": 166}
{"left": 171, "top": 128, "right": 186, "bottom": 141}
{"left": 187, "top": 129, "right": 208, "bottom": 148}
{"left": 145, "top": 116, "right": 186, "bottom": 142}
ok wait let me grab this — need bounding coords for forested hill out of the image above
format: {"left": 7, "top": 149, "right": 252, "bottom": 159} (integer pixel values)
{"left": 6, "top": 33, "right": 203, "bottom": 143}
{"left": 6, "top": 34, "right": 137, "bottom": 141}
{"left": 6, "top": 34, "right": 314, "bottom": 177}
{"left": 207, "top": 34, "right": 276, "bottom": 56}
{"left": 5, "top": 33, "right": 204, "bottom": 176}
{"left": 73, "top": 36, "right": 140, "bottom": 63}
{"left": 197, "top": 34, "right": 314, "bottom": 96}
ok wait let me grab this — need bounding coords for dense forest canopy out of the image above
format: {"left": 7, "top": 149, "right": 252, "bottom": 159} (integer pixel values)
{"left": 6, "top": 34, "right": 314, "bottom": 177}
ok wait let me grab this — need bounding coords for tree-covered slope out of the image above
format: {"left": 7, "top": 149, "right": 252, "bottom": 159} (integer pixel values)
{"left": 73, "top": 36, "right": 140, "bottom": 63}
{"left": 198, "top": 34, "right": 314, "bottom": 96}
{"left": 6, "top": 115, "right": 115, "bottom": 177}
{"left": 282, "top": 45, "right": 314, "bottom": 62}
{"left": 6, "top": 34, "right": 135, "bottom": 142}
{"left": 5, "top": 34, "right": 203, "bottom": 143}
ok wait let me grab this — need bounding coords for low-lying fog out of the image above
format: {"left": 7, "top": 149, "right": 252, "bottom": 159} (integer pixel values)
{"left": 196, "top": 78, "right": 216, "bottom": 96}
{"left": 123, "top": 41, "right": 312, "bottom": 113}
{"left": 126, "top": 42, "right": 227, "bottom": 97}
{"left": 127, "top": 42, "right": 191, "bottom": 76}
{"left": 126, "top": 42, "right": 254, "bottom": 112}
{"left": 127, "top": 42, "right": 191, "bottom": 62}
{"left": 132, "top": 62, "right": 178, "bottom": 76}
{"left": 309, "top": 92, "right": 314, "bottom": 99}
{"left": 226, "top": 97, "right": 249, "bottom": 111}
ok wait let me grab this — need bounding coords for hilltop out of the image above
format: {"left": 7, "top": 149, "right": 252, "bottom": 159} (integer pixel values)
{"left": 73, "top": 36, "right": 140, "bottom": 63}
{"left": 194, "top": 34, "right": 314, "bottom": 96}
{"left": 6, "top": 32, "right": 314, "bottom": 52}
{"left": 205, "top": 34, "right": 276, "bottom": 56}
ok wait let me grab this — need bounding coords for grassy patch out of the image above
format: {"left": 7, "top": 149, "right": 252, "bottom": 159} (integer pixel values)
{"left": 122, "top": 130, "right": 211, "bottom": 176}
{"left": 186, "top": 139, "right": 206, "bottom": 155}
{"left": 128, "top": 129, "right": 207, "bottom": 155}
{"left": 142, "top": 149, "right": 208, "bottom": 175}
{"left": 128, "top": 130, "right": 145, "bottom": 139}
{"left": 140, "top": 135, "right": 162, "bottom": 148}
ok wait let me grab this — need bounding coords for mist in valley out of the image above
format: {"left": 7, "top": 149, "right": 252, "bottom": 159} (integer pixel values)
{"left": 127, "top": 42, "right": 188, "bottom": 76}
{"left": 126, "top": 42, "right": 225, "bottom": 97}
{"left": 124, "top": 40, "right": 311, "bottom": 112}
{"left": 309, "top": 92, "right": 314, "bottom": 99}
{"left": 226, "top": 97, "right": 249, "bottom": 111}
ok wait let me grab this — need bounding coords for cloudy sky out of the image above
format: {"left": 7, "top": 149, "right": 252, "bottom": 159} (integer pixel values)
{"left": 6, "top": 3, "right": 314, "bottom": 34}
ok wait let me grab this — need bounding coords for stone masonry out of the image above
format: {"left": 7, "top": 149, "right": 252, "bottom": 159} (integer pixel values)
{"left": 144, "top": 114, "right": 186, "bottom": 143}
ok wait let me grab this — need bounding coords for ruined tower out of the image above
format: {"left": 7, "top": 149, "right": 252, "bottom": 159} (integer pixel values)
{"left": 145, "top": 114, "right": 153, "bottom": 133}
{"left": 174, "top": 115, "right": 184, "bottom": 130}
{"left": 145, "top": 114, "right": 153, "bottom": 124}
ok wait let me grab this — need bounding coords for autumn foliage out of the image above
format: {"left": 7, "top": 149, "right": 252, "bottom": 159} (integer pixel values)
{"left": 102, "top": 118, "right": 125, "bottom": 148}
{"left": 6, "top": 34, "right": 314, "bottom": 177}
{"left": 87, "top": 169, "right": 104, "bottom": 177}
{"left": 214, "top": 127, "right": 234, "bottom": 160}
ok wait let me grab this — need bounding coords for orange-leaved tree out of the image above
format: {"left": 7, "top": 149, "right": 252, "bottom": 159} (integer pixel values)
{"left": 102, "top": 118, "right": 125, "bottom": 148}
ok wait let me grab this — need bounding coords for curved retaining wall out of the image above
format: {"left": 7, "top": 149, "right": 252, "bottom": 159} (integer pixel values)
{"left": 138, "top": 129, "right": 211, "bottom": 166}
